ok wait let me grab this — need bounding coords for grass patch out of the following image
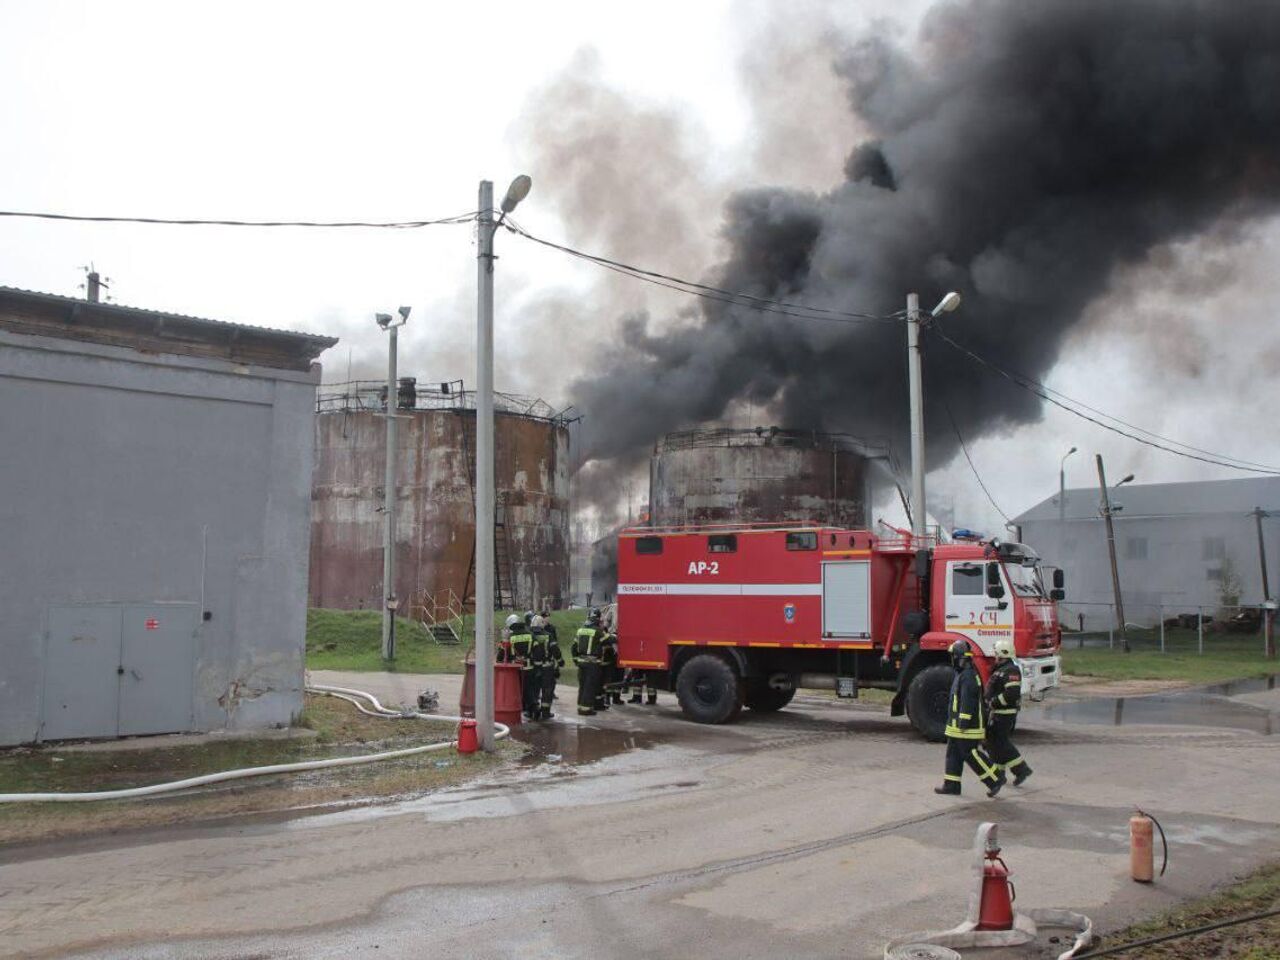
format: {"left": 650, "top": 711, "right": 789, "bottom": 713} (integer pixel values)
{"left": 306, "top": 607, "right": 586, "bottom": 685}
{"left": 0, "top": 693, "right": 524, "bottom": 846}
{"left": 1096, "top": 861, "right": 1280, "bottom": 958}
{"left": 1062, "top": 629, "right": 1277, "bottom": 684}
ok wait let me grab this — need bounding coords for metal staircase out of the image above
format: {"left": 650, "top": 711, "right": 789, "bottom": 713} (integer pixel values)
{"left": 458, "top": 411, "right": 517, "bottom": 611}
{"left": 411, "top": 588, "right": 465, "bottom": 645}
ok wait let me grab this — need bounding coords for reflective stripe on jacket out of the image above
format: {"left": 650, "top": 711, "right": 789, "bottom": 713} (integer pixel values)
{"left": 509, "top": 628, "right": 534, "bottom": 669}
{"left": 945, "top": 664, "right": 986, "bottom": 739}
{"left": 573, "top": 626, "right": 602, "bottom": 662}
{"left": 986, "top": 660, "right": 1023, "bottom": 716}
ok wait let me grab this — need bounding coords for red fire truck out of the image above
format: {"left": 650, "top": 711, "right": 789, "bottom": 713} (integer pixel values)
{"left": 614, "top": 523, "right": 1064, "bottom": 740}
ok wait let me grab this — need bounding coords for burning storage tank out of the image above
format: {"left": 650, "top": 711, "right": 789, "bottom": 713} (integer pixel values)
{"left": 310, "top": 379, "right": 570, "bottom": 613}
{"left": 649, "top": 427, "right": 885, "bottom": 528}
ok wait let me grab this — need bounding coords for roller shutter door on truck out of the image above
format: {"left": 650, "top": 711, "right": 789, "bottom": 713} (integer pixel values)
{"left": 822, "top": 561, "right": 871, "bottom": 638}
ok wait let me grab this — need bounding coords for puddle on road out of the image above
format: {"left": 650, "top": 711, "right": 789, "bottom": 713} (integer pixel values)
{"left": 1202, "top": 675, "right": 1278, "bottom": 697}
{"left": 511, "top": 718, "right": 664, "bottom": 766}
{"left": 1038, "top": 675, "right": 1278, "bottom": 735}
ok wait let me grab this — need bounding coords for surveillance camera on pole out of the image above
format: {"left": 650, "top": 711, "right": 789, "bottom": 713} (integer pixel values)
{"left": 475, "top": 174, "right": 532, "bottom": 751}
{"left": 377, "top": 305, "right": 411, "bottom": 660}
{"left": 905, "top": 290, "right": 962, "bottom": 538}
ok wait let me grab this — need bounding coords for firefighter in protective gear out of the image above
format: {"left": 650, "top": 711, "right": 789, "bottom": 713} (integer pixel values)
{"left": 985, "top": 637, "right": 1032, "bottom": 786}
{"left": 572, "top": 608, "right": 606, "bottom": 715}
{"left": 935, "top": 639, "right": 1005, "bottom": 798}
{"left": 541, "top": 609, "right": 564, "bottom": 706}
{"left": 507, "top": 614, "right": 538, "bottom": 718}
{"left": 497, "top": 613, "right": 523, "bottom": 664}
{"left": 600, "top": 628, "right": 622, "bottom": 705}
{"left": 528, "top": 615, "right": 555, "bottom": 720}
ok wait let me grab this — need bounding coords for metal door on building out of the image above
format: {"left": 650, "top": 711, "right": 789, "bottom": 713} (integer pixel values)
{"left": 822, "top": 561, "right": 871, "bottom": 638}
{"left": 41, "top": 603, "right": 197, "bottom": 741}
{"left": 42, "top": 606, "right": 123, "bottom": 741}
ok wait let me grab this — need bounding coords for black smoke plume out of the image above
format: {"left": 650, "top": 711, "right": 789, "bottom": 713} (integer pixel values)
{"left": 568, "top": 0, "right": 1280, "bottom": 498}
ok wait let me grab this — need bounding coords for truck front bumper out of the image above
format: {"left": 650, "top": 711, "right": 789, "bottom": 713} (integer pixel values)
{"left": 1019, "top": 655, "right": 1062, "bottom": 701}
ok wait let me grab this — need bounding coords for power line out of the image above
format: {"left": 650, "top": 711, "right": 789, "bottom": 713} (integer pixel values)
{"left": 0, "top": 209, "right": 480, "bottom": 229}
{"left": 945, "top": 404, "right": 1010, "bottom": 523}
{"left": 503, "top": 220, "right": 903, "bottom": 326}
{"left": 928, "top": 322, "right": 1280, "bottom": 476}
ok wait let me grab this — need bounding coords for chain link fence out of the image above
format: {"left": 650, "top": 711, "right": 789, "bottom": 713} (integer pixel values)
{"left": 1059, "top": 599, "right": 1276, "bottom": 655}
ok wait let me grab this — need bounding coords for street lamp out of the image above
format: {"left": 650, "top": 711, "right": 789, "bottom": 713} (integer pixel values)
{"left": 475, "top": 175, "right": 532, "bottom": 752}
{"left": 378, "top": 306, "right": 411, "bottom": 661}
{"left": 1058, "top": 446, "right": 1077, "bottom": 564}
{"left": 905, "top": 291, "right": 962, "bottom": 538}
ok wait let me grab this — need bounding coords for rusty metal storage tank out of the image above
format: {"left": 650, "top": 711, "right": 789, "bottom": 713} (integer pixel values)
{"left": 309, "top": 379, "right": 570, "bottom": 614}
{"left": 649, "top": 427, "right": 884, "bottom": 528}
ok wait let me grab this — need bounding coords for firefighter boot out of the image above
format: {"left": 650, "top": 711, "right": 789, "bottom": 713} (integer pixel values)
{"left": 646, "top": 693, "right": 657, "bottom": 705}
{"left": 1012, "top": 763, "right": 1033, "bottom": 787}
{"left": 987, "top": 774, "right": 1007, "bottom": 798}
{"left": 629, "top": 693, "right": 643, "bottom": 704}
{"left": 934, "top": 783, "right": 961, "bottom": 796}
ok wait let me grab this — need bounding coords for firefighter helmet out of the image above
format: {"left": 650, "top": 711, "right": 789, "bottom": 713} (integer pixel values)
{"left": 504, "top": 613, "right": 521, "bottom": 630}
{"left": 949, "top": 638, "right": 974, "bottom": 669}
{"left": 992, "top": 638, "right": 1015, "bottom": 660}
{"left": 523, "top": 611, "right": 535, "bottom": 626}
{"left": 588, "top": 607, "right": 602, "bottom": 624}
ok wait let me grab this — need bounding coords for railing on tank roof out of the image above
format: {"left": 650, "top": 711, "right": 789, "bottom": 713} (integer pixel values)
{"left": 315, "top": 378, "right": 577, "bottom": 425}
{"left": 654, "top": 426, "right": 890, "bottom": 459}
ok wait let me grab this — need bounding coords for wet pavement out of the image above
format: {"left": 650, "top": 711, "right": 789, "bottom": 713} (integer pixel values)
{"left": 3, "top": 673, "right": 1279, "bottom": 960}
{"left": 1033, "top": 675, "right": 1279, "bottom": 735}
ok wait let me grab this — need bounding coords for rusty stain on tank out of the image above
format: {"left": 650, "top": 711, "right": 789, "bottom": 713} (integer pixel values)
{"left": 648, "top": 427, "right": 886, "bottom": 529}
{"left": 310, "top": 383, "right": 570, "bottom": 613}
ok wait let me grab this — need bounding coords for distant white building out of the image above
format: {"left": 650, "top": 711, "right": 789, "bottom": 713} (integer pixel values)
{"left": 1014, "top": 477, "right": 1279, "bottom": 622}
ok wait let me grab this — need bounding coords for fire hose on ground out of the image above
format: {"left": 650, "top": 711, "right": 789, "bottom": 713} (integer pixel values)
{"left": 0, "top": 683, "right": 508, "bottom": 803}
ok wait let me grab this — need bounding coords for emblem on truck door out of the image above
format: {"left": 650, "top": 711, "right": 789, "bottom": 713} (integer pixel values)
{"left": 784, "top": 603, "right": 796, "bottom": 624}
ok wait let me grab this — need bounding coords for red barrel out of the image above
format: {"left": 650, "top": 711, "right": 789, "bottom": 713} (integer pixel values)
{"left": 460, "top": 660, "right": 523, "bottom": 728}
{"left": 493, "top": 662, "right": 523, "bottom": 727}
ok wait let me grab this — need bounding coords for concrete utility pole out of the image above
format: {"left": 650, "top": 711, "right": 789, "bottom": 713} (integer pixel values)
{"left": 1251, "top": 506, "right": 1275, "bottom": 658}
{"left": 475, "top": 174, "right": 532, "bottom": 751}
{"left": 906, "top": 293, "right": 925, "bottom": 538}
{"left": 1096, "top": 454, "right": 1129, "bottom": 653}
{"left": 905, "top": 291, "right": 961, "bottom": 540}
{"left": 377, "top": 307, "right": 410, "bottom": 660}
{"left": 476, "top": 181, "right": 497, "bottom": 749}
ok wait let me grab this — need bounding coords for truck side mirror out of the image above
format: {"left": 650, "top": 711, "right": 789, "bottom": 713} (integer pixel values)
{"left": 1053, "top": 569, "right": 1065, "bottom": 590}
{"left": 1050, "top": 588, "right": 1065, "bottom": 601}
{"left": 986, "top": 562, "right": 1005, "bottom": 600}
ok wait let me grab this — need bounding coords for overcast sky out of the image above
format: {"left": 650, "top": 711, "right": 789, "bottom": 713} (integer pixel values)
{"left": 4, "top": 0, "right": 1278, "bottom": 539}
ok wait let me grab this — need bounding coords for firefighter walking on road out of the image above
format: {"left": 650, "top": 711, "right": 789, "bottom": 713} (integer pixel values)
{"left": 985, "top": 638, "right": 1032, "bottom": 785}
{"left": 935, "top": 639, "right": 1005, "bottom": 798}
{"left": 571, "top": 608, "right": 606, "bottom": 716}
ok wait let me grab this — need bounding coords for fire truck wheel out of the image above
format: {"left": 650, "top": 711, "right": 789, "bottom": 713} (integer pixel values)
{"left": 744, "top": 683, "right": 796, "bottom": 713}
{"left": 906, "top": 664, "right": 952, "bottom": 742}
{"left": 676, "top": 654, "right": 744, "bottom": 724}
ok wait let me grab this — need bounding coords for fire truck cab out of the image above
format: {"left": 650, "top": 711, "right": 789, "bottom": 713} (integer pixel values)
{"left": 614, "top": 523, "right": 1063, "bottom": 740}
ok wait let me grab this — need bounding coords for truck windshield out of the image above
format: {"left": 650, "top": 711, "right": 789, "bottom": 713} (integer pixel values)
{"left": 1005, "top": 562, "right": 1047, "bottom": 598}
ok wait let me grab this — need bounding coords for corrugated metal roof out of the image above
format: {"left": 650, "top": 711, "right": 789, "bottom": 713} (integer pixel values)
{"left": 1015, "top": 476, "right": 1280, "bottom": 523}
{"left": 0, "top": 285, "right": 337, "bottom": 349}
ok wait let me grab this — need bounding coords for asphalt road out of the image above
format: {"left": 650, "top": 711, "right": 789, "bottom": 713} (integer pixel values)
{"left": 1, "top": 672, "right": 1277, "bottom": 960}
